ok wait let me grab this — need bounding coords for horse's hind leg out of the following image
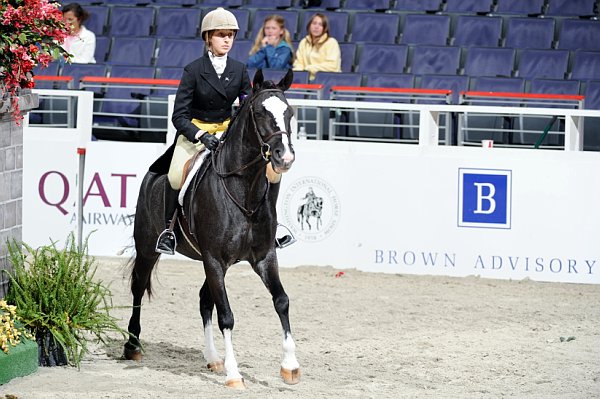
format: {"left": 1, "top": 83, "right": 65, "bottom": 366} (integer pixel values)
{"left": 199, "top": 279, "right": 224, "bottom": 373}
{"left": 123, "top": 252, "right": 160, "bottom": 360}
{"left": 253, "top": 253, "right": 301, "bottom": 385}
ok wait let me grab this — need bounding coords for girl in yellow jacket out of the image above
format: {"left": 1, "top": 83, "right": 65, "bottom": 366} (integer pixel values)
{"left": 293, "top": 13, "right": 341, "bottom": 81}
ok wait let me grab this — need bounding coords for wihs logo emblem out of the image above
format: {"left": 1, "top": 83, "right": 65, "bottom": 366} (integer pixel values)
{"left": 458, "top": 168, "right": 512, "bottom": 229}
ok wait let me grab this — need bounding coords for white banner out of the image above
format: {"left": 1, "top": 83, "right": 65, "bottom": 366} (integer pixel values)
{"left": 23, "top": 135, "right": 600, "bottom": 284}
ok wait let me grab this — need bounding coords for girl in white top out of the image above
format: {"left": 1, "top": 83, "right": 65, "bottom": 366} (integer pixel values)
{"left": 62, "top": 3, "right": 96, "bottom": 64}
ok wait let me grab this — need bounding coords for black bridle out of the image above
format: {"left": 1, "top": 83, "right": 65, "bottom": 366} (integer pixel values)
{"left": 211, "top": 89, "right": 292, "bottom": 217}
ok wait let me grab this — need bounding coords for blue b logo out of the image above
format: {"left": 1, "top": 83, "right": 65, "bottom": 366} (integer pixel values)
{"left": 458, "top": 168, "right": 512, "bottom": 229}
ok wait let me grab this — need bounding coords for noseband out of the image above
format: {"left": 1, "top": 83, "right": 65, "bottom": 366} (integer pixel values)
{"left": 211, "top": 88, "right": 292, "bottom": 217}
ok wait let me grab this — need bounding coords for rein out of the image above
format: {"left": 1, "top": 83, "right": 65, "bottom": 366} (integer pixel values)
{"left": 210, "top": 89, "right": 290, "bottom": 217}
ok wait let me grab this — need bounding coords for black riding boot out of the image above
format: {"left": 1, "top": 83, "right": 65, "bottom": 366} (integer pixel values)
{"left": 155, "top": 185, "right": 179, "bottom": 255}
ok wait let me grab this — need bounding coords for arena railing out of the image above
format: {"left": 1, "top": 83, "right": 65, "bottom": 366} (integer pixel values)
{"left": 29, "top": 76, "right": 75, "bottom": 128}
{"left": 284, "top": 98, "right": 600, "bottom": 151}
{"left": 329, "top": 86, "right": 453, "bottom": 144}
{"left": 458, "top": 91, "right": 585, "bottom": 149}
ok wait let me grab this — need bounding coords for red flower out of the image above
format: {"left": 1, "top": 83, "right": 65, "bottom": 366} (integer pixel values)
{"left": 1, "top": 0, "right": 70, "bottom": 124}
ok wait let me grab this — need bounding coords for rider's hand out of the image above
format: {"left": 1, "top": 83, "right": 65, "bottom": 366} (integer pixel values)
{"left": 199, "top": 131, "right": 220, "bottom": 151}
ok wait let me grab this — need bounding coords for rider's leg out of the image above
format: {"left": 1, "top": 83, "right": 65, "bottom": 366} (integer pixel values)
{"left": 155, "top": 184, "right": 179, "bottom": 255}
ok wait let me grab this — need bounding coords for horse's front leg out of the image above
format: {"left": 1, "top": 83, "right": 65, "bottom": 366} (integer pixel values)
{"left": 203, "top": 258, "right": 246, "bottom": 389}
{"left": 199, "top": 279, "right": 224, "bottom": 373}
{"left": 253, "top": 252, "right": 301, "bottom": 385}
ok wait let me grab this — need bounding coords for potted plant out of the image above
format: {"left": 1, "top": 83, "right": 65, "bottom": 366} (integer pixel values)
{"left": 5, "top": 234, "right": 127, "bottom": 367}
{"left": 0, "top": 300, "right": 38, "bottom": 384}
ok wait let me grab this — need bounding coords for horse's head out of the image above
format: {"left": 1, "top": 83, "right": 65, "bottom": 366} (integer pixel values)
{"left": 248, "top": 69, "right": 296, "bottom": 174}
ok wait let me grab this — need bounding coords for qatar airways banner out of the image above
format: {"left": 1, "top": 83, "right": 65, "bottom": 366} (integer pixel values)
{"left": 22, "top": 135, "right": 600, "bottom": 284}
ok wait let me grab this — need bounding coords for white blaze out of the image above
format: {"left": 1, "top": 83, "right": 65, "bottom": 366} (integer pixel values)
{"left": 262, "top": 96, "right": 294, "bottom": 162}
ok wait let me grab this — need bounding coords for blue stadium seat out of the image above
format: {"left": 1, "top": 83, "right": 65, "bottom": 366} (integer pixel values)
{"left": 357, "top": 44, "right": 407, "bottom": 74}
{"left": 452, "top": 16, "right": 502, "bottom": 47}
{"left": 202, "top": 0, "right": 242, "bottom": 6}
{"left": 528, "top": 78, "right": 581, "bottom": 100}
{"left": 545, "top": 0, "right": 597, "bottom": 16}
{"left": 339, "top": 42, "right": 356, "bottom": 73}
{"left": 399, "top": 14, "right": 450, "bottom": 46}
{"left": 261, "top": 68, "right": 308, "bottom": 85}
{"left": 95, "top": 36, "right": 110, "bottom": 63}
{"left": 419, "top": 74, "right": 469, "bottom": 104}
{"left": 156, "top": 39, "right": 204, "bottom": 68}
{"left": 494, "top": 0, "right": 545, "bottom": 15}
{"left": 101, "top": 65, "right": 156, "bottom": 128}
{"left": 313, "top": 72, "right": 362, "bottom": 99}
{"left": 228, "top": 40, "right": 253, "bottom": 64}
{"left": 557, "top": 19, "right": 600, "bottom": 51}
{"left": 570, "top": 51, "right": 600, "bottom": 81}
{"left": 152, "top": 0, "right": 196, "bottom": 5}
{"left": 84, "top": 6, "right": 109, "bottom": 36}
{"left": 108, "top": 6, "right": 154, "bottom": 37}
{"left": 34, "top": 62, "right": 60, "bottom": 76}
{"left": 319, "top": 0, "right": 342, "bottom": 9}
{"left": 61, "top": 63, "right": 107, "bottom": 89}
{"left": 582, "top": 81, "right": 600, "bottom": 149}
{"left": 251, "top": 10, "right": 299, "bottom": 43}
{"left": 409, "top": 45, "right": 460, "bottom": 75}
{"left": 394, "top": 0, "right": 441, "bottom": 12}
{"left": 245, "top": 0, "right": 293, "bottom": 7}
{"left": 363, "top": 73, "right": 415, "bottom": 90}
{"left": 156, "top": 67, "right": 183, "bottom": 80}
{"left": 582, "top": 81, "right": 600, "bottom": 150}
{"left": 444, "top": 0, "right": 494, "bottom": 13}
{"left": 504, "top": 17, "right": 555, "bottom": 49}
{"left": 463, "top": 47, "right": 516, "bottom": 77}
{"left": 351, "top": 12, "right": 400, "bottom": 44}
{"left": 108, "top": 37, "right": 156, "bottom": 66}
{"left": 306, "top": 11, "right": 349, "bottom": 43}
{"left": 344, "top": 0, "right": 391, "bottom": 9}
{"left": 155, "top": 7, "right": 202, "bottom": 38}
{"left": 230, "top": 9, "right": 250, "bottom": 40}
{"left": 516, "top": 49, "right": 569, "bottom": 79}
{"left": 471, "top": 76, "right": 525, "bottom": 92}
{"left": 584, "top": 81, "right": 600, "bottom": 110}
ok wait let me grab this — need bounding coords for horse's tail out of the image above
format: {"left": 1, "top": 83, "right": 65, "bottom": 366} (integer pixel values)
{"left": 126, "top": 252, "right": 161, "bottom": 298}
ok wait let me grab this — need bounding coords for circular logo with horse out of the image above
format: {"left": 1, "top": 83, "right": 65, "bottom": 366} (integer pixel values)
{"left": 282, "top": 176, "right": 340, "bottom": 242}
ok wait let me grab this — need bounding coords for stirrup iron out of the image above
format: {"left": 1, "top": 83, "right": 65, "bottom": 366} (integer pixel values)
{"left": 276, "top": 223, "right": 296, "bottom": 249}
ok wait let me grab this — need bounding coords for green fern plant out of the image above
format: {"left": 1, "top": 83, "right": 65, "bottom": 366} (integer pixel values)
{"left": 5, "top": 234, "right": 127, "bottom": 367}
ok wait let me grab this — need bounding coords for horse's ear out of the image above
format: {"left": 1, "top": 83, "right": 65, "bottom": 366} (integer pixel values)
{"left": 252, "top": 69, "right": 264, "bottom": 92}
{"left": 277, "top": 69, "right": 294, "bottom": 92}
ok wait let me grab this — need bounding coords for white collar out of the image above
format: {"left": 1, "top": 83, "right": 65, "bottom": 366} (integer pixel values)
{"left": 208, "top": 51, "right": 227, "bottom": 78}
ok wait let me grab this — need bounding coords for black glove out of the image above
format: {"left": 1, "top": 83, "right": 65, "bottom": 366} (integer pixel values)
{"left": 199, "top": 132, "right": 220, "bottom": 151}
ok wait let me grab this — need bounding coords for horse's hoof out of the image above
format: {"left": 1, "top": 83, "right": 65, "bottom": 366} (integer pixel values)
{"left": 123, "top": 346, "right": 142, "bottom": 361}
{"left": 207, "top": 360, "right": 224, "bottom": 373}
{"left": 280, "top": 367, "right": 301, "bottom": 385}
{"left": 225, "top": 378, "right": 246, "bottom": 390}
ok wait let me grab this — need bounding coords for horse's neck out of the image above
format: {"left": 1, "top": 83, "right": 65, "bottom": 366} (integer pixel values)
{"left": 221, "top": 114, "right": 266, "bottom": 181}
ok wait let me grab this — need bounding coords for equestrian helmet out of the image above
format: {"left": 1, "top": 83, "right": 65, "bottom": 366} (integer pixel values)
{"left": 201, "top": 7, "right": 239, "bottom": 39}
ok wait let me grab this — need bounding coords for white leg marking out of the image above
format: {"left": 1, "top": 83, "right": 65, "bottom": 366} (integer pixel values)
{"left": 223, "top": 329, "right": 243, "bottom": 381}
{"left": 281, "top": 331, "right": 300, "bottom": 370}
{"left": 203, "top": 321, "right": 221, "bottom": 365}
{"left": 263, "top": 97, "right": 295, "bottom": 164}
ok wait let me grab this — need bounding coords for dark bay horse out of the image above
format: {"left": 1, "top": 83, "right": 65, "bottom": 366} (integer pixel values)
{"left": 123, "top": 69, "right": 299, "bottom": 388}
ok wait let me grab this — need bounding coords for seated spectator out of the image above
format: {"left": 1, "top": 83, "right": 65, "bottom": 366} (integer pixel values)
{"left": 293, "top": 13, "right": 341, "bottom": 80}
{"left": 62, "top": 3, "right": 96, "bottom": 64}
{"left": 247, "top": 15, "right": 294, "bottom": 70}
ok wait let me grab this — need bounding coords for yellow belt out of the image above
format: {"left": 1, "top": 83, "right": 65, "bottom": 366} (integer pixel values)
{"left": 191, "top": 118, "right": 230, "bottom": 135}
